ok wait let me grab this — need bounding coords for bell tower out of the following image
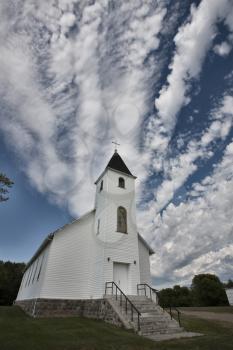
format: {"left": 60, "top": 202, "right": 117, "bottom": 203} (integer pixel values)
{"left": 94, "top": 149, "right": 140, "bottom": 295}
{"left": 94, "top": 149, "right": 137, "bottom": 242}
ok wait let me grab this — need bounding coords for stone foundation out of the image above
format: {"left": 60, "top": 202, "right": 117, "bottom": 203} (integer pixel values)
{"left": 15, "top": 298, "right": 125, "bottom": 328}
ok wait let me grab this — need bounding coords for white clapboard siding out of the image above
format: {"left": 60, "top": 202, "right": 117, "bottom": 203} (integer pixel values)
{"left": 16, "top": 244, "right": 50, "bottom": 300}
{"left": 41, "top": 212, "right": 95, "bottom": 299}
{"left": 138, "top": 238, "right": 151, "bottom": 285}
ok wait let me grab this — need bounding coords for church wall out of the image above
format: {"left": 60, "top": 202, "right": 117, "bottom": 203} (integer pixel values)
{"left": 16, "top": 244, "right": 50, "bottom": 301}
{"left": 89, "top": 238, "right": 106, "bottom": 298}
{"left": 40, "top": 212, "right": 95, "bottom": 299}
{"left": 138, "top": 238, "right": 151, "bottom": 285}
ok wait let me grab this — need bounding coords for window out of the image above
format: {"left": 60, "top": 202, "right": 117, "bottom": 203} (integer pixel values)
{"left": 100, "top": 180, "right": 103, "bottom": 192}
{"left": 118, "top": 177, "right": 125, "bottom": 188}
{"left": 117, "top": 206, "right": 127, "bottom": 233}
{"left": 97, "top": 219, "right": 100, "bottom": 235}
{"left": 37, "top": 254, "right": 45, "bottom": 281}
{"left": 24, "top": 269, "right": 30, "bottom": 287}
{"left": 28, "top": 262, "right": 35, "bottom": 285}
{"left": 32, "top": 258, "right": 39, "bottom": 284}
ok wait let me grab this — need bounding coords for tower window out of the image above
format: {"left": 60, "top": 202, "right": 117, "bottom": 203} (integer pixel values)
{"left": 100, "top": 180, "right": 103, "bottom": 192}
{"left": 118, "top": 177, "right": 125, "bottom": 188}
{"left": 117, "top": 206, "right": 127, "bottom": 233}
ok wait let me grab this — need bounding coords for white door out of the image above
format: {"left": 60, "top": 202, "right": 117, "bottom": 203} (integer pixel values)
{"left": 113, "top": 263, "right": 129, "bottom": 294}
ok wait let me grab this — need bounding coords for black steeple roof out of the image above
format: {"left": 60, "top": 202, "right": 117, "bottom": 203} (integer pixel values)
{"left": 107, "top": 151, "right": 134, "bottom": 176}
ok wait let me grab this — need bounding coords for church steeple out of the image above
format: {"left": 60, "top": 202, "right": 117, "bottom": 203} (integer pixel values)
{"left": 106, "top": 151, "right": 134, "bottom": 177}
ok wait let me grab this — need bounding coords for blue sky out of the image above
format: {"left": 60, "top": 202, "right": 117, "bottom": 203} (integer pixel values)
{"left": 0, "top": 0, "right": 233, "bottom": 288}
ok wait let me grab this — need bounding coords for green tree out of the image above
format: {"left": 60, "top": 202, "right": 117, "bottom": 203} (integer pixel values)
{"left": 173, "top": 285, "right": 193, "bottom": 306}
{"left": 158, "top": 288, "right": 175, "bottom": 307}
{"left": 0, "top": 173, "right": 14, "bottom": 202}
{"left": 0, "top": 261, "right": 25, "bottom": 305}
{"left": 158, "top": 285, "right": 192, "bottom": 307}
{"left": 191, "top": 274, "right": 229, "bottom": 306}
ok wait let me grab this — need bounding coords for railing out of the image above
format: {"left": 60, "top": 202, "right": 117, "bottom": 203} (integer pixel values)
{"left": 167, "top": 306, "right": 181, "bottom": 327}
{"left": 137, "top": 283, "right": 181, "bottom": 327}
{"left": 137, "top": 283, "right": 159, "bottom": 303}
{"left": 105, "top": 281, "right": 141, "bottom": 331}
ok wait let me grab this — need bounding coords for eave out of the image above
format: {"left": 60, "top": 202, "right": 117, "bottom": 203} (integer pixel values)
{"left": 138, "top": 232, "right": 155, "bottom": 255}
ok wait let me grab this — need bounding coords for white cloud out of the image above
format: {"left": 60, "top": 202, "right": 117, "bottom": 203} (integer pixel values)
{"left": 214, "top": 41, "right": 232, "bottom": 56}
{"left": 154, "top": 0, "right": 232, "bottom": 132}
{"left": 60, "top": 12, "right": 76, "bottom": 30}
{"left": 148, "top": 95, "right": 233, "bottom": 212}
{"left": 141, "top": 138, "right": 233, "bottom": 288}
{"left": 0, "top": 0, "right": 167, "bottom": 215}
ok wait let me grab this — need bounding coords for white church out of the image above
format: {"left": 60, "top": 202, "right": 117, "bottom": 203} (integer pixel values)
{"left": 16, "top": 150, "right": 154, "bottom": 304}
{"left": 15, "top": 150, "right": 195, "bottom": 339}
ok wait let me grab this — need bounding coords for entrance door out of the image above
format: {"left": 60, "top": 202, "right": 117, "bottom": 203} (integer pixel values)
{"left": 113, "top": 262, "right": 129, "bottom": 294}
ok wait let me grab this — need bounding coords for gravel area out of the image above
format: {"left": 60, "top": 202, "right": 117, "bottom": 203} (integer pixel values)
{"left": 181, "top": 310, "right": 233, "bottom": 323}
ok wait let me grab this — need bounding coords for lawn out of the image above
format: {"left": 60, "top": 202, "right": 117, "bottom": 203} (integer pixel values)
{"left": 1, "top": 306, "right": 233, "bottom": 350}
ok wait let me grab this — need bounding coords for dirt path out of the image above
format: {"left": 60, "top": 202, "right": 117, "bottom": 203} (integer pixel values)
{"left": 181, "top": 310, "right": 233, "bottom": 323}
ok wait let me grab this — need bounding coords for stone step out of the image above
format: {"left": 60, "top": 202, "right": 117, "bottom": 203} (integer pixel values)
{"left": 139, "top": 307, "right": 163, "bottom": 312}
{"left": 127, "top": 295, "right": 149, "bottom": 298}
{"left": 107, "top": 294, "right": 187, "bottom": 340}
{"left": 127, "top": 298, "right": 152, "bottom": 302}
{"left": 140, "top": 312, "right": 169, "bottom": 318}
{"left": 143, "top": 319, "right": 178, "bottom": 326}
{"left": 110, "top": 302, "right": 161, "bottom": 314}
{"left": 105, "top": 294, "right": 201, "bottom": 341}
{"left": 130, "top": 303, "right": 157, "bottom": 309}
{"left": 126, "top": 297, "right": 149, "bottom": 302}
{"left": 146, "top": 332, "right": 203, "bottom": 341}
{"left": 140, "top": 320, "right": 175, "bottom": 326}
{"left": 139, "top": 318, "right": 180, "bottom": 325}
{"left": 109, "top": 298, "right": 153, "bottom": 306}
{"left": 134, "top": 319, "right": 181, "bottom": 329}
{"left": 140, "top": 326, "right": 184, "bottom": 333}
{"left": 141, "top": 329, "right": 184, "bottom": 336}
{"left": 140, "top": 314, "right": 178, "bottom": 320}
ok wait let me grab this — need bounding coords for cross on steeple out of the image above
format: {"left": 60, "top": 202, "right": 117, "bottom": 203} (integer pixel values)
{"left": 112, "top": 140, "right": 120, "bottom": 153}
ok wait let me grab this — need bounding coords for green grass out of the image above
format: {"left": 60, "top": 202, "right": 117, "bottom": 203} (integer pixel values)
{"left": 1, "top": 306, "right": 233, "bottom": 350}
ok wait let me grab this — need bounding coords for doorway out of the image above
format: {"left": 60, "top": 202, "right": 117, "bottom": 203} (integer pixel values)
{"left": 113, "top": 262, "right": 129, "bottom": 294}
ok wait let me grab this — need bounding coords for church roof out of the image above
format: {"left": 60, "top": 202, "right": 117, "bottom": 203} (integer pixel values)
{"left": 107, "top": 151, "right": 134, "bottom": 176}
{"left": 138, "top": 233, "right": 154, "bottom": 255}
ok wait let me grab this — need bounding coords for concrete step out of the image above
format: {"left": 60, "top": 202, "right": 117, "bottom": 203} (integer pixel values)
{"left": 141, "top": 328, "right": 186, "bottom": 336}
{"left": 104, "top": 294, "right": 202, "bottom": 341}
{"left": 127, "top": 295, "right": 149, "bottom": 299}
{"left": 146, "top": 332, "right": 203, "bottom": 341}
{"left": 106, "top": 294, "right": 192, "bottom": 341}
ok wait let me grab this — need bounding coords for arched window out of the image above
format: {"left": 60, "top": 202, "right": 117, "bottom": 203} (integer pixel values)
{"left": 117, "top": 206, "right": 127, "bottom": 233}
{"left": 118, "top": 177, "right": 125, "bottom": 188}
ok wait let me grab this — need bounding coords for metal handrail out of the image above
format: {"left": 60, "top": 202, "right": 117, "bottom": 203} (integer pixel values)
{"left": 137, "top": 283, "right": 158, "bottom": 300}
{"left": 105, "top": 281, "right": 141, "bottom": 331}
{"left": 168, "top": 306, "right": 181, "bottom": 327}
{"left": 137, "top": 283, "right": 181, "bottom": 327}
